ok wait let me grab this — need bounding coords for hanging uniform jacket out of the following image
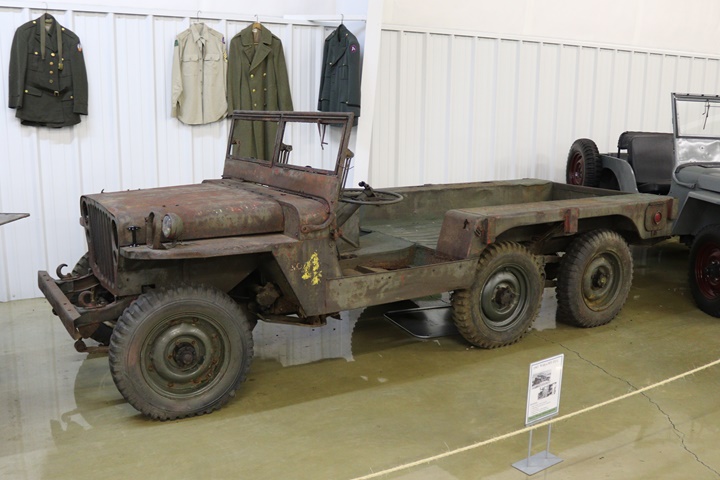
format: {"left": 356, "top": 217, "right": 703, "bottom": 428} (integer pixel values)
{"left": 8, "top": 14, "right": 88, "bottom": 128}
{"left": 171, "top": 23, "right": 228, "bottom": 125}
{"left": 318, "top": 24, "right": 361, "bottom": 125}
{"left": 227, "top": 24, "right": 293, "bottom": 160}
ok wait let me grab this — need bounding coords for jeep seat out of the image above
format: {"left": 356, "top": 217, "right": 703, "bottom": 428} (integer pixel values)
{"left": 620, "top": 132, "right": 674, "bottom": 194}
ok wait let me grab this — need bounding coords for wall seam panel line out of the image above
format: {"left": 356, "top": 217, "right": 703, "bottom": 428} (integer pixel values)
{"left": 149, "top": 14, "right": 160, "bottom": 186}
{"left": 550, "top": 43, "right": 560, "bottom": 180}
{"left": 68, "top": 10, "right": 87, "bottom": 201}
{"left": 531, "top": 42, "right": 541, "bottom": 178}
{"left": 110, "top": 12, "right": 124, "bottom": 190}
{"left": 510, "top": 40, "right": 521, "bottom": 178}
{"left": 589, "top": 47, "right": 598, "bottom": 135}
{"left": 467, "top": 36, "right": 476, "bottom": 180}
{"left": 570, "top": 46, "right": 579, "bottom": 142}
{"left": 444, "top": 35, "right": 453, "bottom": 182}
{"left": 420, "top": 32, "right": 428, "bottom": 180}
{"left": 394, "top": 30, "right": 403, "bottom": 184}
{"left": 624, "top": 51, "right": 633, "bottom": 130}
{"left": 606, "top": 49, "right": 617, "bottom": 148}
{"left": 640, "top": 52, "right": 648, "bottom": 127}
{"left": 489, "top": 37, "right": 499, "bottom": 179}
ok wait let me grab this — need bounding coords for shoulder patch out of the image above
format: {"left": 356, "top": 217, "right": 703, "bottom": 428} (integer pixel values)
{"left": 174, "top": 39, "right": 179, "bottom": 46}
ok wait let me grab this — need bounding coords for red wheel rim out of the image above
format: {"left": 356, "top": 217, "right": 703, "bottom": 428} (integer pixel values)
{"left": 568, "top": 152, "right": 584, "bottom": 185}
{"left": 695, "top": 241, "right": 720, "bottom": 299}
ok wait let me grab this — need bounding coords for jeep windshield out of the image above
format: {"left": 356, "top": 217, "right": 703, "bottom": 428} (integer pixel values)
{"left": 673, "top": 93, "right": 720, "bottom": 167}
{"left": 225, "top": 111, "right": 354, "bottom": 176}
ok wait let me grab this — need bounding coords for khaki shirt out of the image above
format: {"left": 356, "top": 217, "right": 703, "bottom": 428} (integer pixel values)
{"left": 171, "top": 23, "right": 227, "bottom": 125}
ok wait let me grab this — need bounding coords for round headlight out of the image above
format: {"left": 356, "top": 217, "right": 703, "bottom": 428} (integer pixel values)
{"left": 161, "top": 213, "right": 184, "bottom": 240}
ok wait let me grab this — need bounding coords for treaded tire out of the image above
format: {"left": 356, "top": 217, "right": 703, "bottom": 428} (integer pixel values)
{"left": 109, "top": 285, "right": 253, "bottom": 420}
{"left": 567, "top": 138, "right": 601, "bottom": 187}
{"left": 689, "top": 224, "right": 720, "bottom": 317}
{"left": 72, "top": 252, "right": 92, "bottom": 276}
{"left": 71, "top": 252, "right": 113, "bottom": 345}
{"left": 452, "top": 242, "right": 544, "bottom": 348}
{"left": 556, "top": 230, "right": 632, "bottom": 327}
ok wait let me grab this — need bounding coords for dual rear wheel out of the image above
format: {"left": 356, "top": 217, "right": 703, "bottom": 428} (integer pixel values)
{"left": 452, "top": 230, "right": 633, "bottom": 348}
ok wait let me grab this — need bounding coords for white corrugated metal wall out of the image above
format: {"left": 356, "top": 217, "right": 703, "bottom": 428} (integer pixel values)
{"left": 0, "top": 6, "right": 360, "bottom": 301}
{"left": 369, "top": 26, "right": 720, "bottom": 188}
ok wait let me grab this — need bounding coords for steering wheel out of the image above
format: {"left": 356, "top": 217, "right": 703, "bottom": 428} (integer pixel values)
{"left": 340, "top": 181, "right": 404, "bottom": 205}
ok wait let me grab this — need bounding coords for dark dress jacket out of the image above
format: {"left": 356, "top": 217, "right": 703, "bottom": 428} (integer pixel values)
{"left": 318, "top": 24, "right": 361, "bottom": 124}
{"left": 8, "top": 14, "right": 88, "bottom": 128}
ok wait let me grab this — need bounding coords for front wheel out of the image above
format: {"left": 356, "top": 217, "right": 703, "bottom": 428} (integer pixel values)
{"left": 556, "top": 230, "right": 633, "bottom": 327}
{"left": 689, "top": 225, "right": 720, "bottom": 317}
{"left": 109, "top": 285, "right": 254, "bottom": 420}
{"left": 452, "top": 242, "right": 544, "bottom": 348}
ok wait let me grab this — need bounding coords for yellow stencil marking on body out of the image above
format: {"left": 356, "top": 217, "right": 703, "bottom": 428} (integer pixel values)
{"left": 301, "top": 252, "right": 322, "bottom": 285}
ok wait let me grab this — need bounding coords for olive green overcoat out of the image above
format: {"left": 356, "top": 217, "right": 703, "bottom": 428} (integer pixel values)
{"left": 8, "top": 14, "right": 88, "bottom": 128}
{"left": 227, "top": 24, "right": 293, "bottom": 160}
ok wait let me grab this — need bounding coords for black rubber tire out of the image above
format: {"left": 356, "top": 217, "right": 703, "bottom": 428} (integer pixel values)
{"left": 72, "top": 252, "right": 92, "bottom": 277}
{"left": 452, "top": 243, "right": 544, "bottom": 348}
{"left": 556, "top": 230, "right": 633, "bottom": 327}
{"left": 566, "top": 138, "right": 601, "bottom": 187}
{"left": 688, "top": 225, "right": 720, "bottom": 317}
{"left": 71, "top": 252, "right": 113, "bottom": 346}
{"left": 109, "top": 285, "right": 253, "bottom": 420}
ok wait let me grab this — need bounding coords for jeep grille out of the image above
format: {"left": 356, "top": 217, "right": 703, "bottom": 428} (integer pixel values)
{"left": 83, "top": 200, "right": 118, "bottom": 290}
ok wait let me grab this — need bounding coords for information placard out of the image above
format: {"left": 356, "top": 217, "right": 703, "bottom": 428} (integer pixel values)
{"left": 524, "top": 354, "right": 564, "bottom": 425}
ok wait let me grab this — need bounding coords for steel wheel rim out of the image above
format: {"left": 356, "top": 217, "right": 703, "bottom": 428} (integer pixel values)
{"left": 480, "top": 266, "right": 529, "bottom": 331}
{"left": 695, "top": 241, "right": 720, "bottom": 299}
{"left": 140, "top": 313, "right": 230, "bottom": 398}
{"left": 582, "top": 253, "right": 622, "bottom": 311}
{"left": 568, "top": 152, "right": 584, "bottom": 185}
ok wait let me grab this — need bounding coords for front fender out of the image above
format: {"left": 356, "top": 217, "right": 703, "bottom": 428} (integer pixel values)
{"left": 672, "top": 191, "right": 720, "bottom": 236}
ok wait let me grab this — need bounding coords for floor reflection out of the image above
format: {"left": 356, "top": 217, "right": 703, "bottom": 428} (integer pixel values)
{"left": 253, "top": 310, "right": 360, "bottom": 367}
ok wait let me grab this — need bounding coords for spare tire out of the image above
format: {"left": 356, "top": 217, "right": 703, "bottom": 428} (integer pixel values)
{"left": 566, "top": 138, "right": 601, "bottom": 187}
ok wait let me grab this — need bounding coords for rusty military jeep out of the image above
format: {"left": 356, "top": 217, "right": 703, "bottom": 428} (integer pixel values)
{"left": 39, "top": 111, "right": 675, "bottom": 419}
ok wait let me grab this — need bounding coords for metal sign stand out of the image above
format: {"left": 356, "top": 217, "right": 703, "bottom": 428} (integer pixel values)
{"left": 512, "top": 354, "right": 564, "bottom": 475}
{"left": 512, "top": 423, "right": 562, "bottom": 475}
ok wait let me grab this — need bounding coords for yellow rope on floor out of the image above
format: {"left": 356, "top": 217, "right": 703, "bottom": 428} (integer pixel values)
{"left": 349, "top": 356, "right": 720, "bottom": 480}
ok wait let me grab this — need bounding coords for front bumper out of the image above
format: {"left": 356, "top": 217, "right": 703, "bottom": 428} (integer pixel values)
{"left": 37, "top": 270, "right": 134, "bottom": 340}
{"left": 38, "top": 270, "right": 82, "bottom": 339}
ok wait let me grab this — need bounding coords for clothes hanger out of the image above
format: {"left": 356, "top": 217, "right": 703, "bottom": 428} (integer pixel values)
{"left": 42, "top": 3, "right": 53, "bottom": 23}
{"left": 252, "top": 15, "right": 261, "bottom": 31}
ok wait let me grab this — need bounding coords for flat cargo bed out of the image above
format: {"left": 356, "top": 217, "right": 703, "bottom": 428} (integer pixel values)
{"left": 360, "top": 179, "right": 675, "bottom": 258}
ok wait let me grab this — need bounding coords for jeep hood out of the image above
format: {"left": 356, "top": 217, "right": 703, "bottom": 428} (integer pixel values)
{"left": 82, "top": 182, "right": 285, "bottom": 247}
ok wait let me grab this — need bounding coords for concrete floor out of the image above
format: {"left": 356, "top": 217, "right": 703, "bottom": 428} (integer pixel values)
{"left": 2, "top": 239, "right": 720, "bottom": 479}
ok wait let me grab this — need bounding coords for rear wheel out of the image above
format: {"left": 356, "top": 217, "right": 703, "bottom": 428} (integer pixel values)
{"left": 556, "top": 230, "right": 632, "bottom": 327}
{"left": 109, "top": 285, "right": 253, "bottom": 420}
{"left": 567, "top": 139, "right": 601, "bottom": 187}
{"left": 452, "top": 243, "right": 544, "bottom": 348}
{"left": 689, "top": 225, "right": 720, "bottom": 317}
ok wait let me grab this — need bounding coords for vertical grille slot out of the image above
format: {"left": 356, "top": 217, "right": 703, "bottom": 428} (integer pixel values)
{"left": 85, "top": 201, "right": 117, "bottom": 290}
